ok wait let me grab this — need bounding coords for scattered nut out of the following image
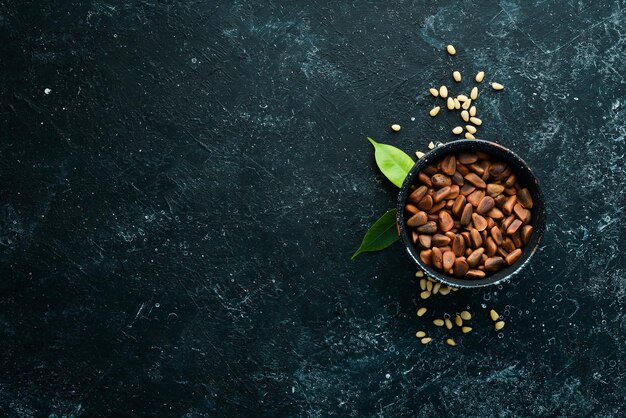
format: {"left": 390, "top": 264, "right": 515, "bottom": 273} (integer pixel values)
{"left": 466, "top": 125, "right": 477, "bottom": 134}
{"left": 461, "top": 326, "right": 473, "bottom": 333}
{"left": 426, "top": 281, "right": 433, "bottom": 292}
{"left": 462, "top": 99, "right": 472, "bottom": 110}
{"left": 495, "top": 321, "right": 505, "bottom": 331}
{"left": 454, "top": 98, "right": 461, "bottom": 109}
{"left": 417, "top": 307, "right": 427, "bottom": 317}
{"left": 428, "top": 141, "right": 436, "bottom": 149}
{"left": 460, "top": 311, "right": 472, "bottom": 320}
{"left": 470, "top": 117, "right": 482, "bottom": 126}
{"left": 439, "top": 85, "right": 448, "bottom": 98}
{"left": 429, "top": 87, "right": 439, "bottom": 97}
{"left": 455, "top": 315, "right": 463, "bottom": 327}
{"left": 421, "top": 337, "right": 432, "bottom": 344}
{"left": 444, "top": 318, "right": 453, "bottom": 329}
{"left": 415, "top": 271, "right": 424, "bottom": 277}
{"left": 465, "top": 132, "right": 475, "bottom": 139}
{"left": 391, "top": 124, "right": 401, "bottom": 132}
{"left": 446, "top": 44, "right": 456, "bottom": 55}
{"left": 492, "top": 82, "right": 504, "bottom": 90}
{"left": 475, "top": 71, "right": 485, "bottom": 83}
{"left": 420, "top": 291, "right": 431, "bottom": 299}
{"left": 446, "top": 338, "right": 457, "bottom": 346}
{"left": 447, "top": 97, "right": 455, "bottom": 110}
{"left": 469, "top": 106, "right": 477, "bottom": 117}
{"left": 439, "top": 286, "right": 451, "bottom": 295}
{"left": 420, "top": 278, "right": 426, "bottom": 290}
{"left": 461, "top": 110, "right": 470, "bottom": 122}
{"left": 470, "top": 87, "right": 478, "bottom": 100}
{"left": 490, "top": 309, "right": 499, "bottom": 321}
{"left": 433, "top": 319, "right": 445, "bottom": 327}
{"left": 433, "top": 282, "right": 441, "bottom": 294}
{"left": 416, "top": 330, "right": 426, "bottom": 338}
{"left": 430, "top": 106, "right": 441, "bottom": 117}
{"left": 457, "top": 94, "right": 469, "bottom": 102}
{"left": 453, "top": 71, "right": 461, "bottom": 82}
{"left": 415, "top": 151, "right": 425, "bottom": 159}
{"left": 452, "top": 126, "right": 463, "bottom": 135}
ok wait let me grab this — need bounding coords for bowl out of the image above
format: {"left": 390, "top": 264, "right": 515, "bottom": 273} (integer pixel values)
{"left": 396, "top": 139, "right": 545, "bottom": 288}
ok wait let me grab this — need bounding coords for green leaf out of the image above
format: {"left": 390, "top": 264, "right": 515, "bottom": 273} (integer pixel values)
{"left": 352, "top": 209, "right": 400, "bottom": 259}
{"left": 367, "top": 137, "right": 414, "bottom": 188}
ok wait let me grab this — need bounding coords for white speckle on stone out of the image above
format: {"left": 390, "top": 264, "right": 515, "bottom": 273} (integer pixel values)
{"left": 191, "top": 57, "right": 197, "bottom": 64}
{"left": 385, "top": 373, "right": 390, "bottom": 379}
{"left": 44, "top": 88, "right": 51, "bottom": 95}
{"left": 411, "top": 117, "right": 415, "bottom": 121}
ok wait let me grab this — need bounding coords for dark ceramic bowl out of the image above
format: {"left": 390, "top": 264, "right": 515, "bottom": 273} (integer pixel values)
{"left": 397, "top": 139, "right": 545, "bottom": 288}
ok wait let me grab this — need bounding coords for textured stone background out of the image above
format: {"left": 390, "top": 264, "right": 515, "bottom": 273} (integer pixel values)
{"left": 0, "top": 0, "right": 624, "bottom": 416}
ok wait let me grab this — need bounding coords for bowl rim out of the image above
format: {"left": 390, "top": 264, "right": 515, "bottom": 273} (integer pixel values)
{"left": 396, "top": 139, "right": 545, "bottom": 288}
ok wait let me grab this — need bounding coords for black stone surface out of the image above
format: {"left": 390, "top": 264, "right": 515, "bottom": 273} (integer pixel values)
{"left": 1, "top": 1, "right": 625, "bottom": 416}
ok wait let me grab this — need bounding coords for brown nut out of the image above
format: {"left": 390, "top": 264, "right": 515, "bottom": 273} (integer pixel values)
{"left": 417, "top": 195, "right": 434, "bottom": 211}
{"left": 470, "top": 228, "right": 483, "bottom": 248}
{"left": 460, "top": 183, "right": 476, "bottom": 196}
{"left": 418, "top": 172, "right": 432, "bottom": 187}
{"left": 502, "top": 195, "right": 517, "bottom": 215}
{"left": 432, "top": 234, "right": 451, "bottom": 247}
{"left": 467, "top": 189, "right": 486, "bottom": 207}
{"left": 466, "top": 247, "right": 485, "bottom": 267}
{"left": 486, "top": 183, "right": 505, "bottom": 197}
{"left": 458, "top": 152, "right": 478, "bottom": 164}
{"left": 505, "top": 248, "right": 522, "bottom": 265}
{"left": 433, "top": 186, "right": 452, "bottom": 203}
{"left": 472, "top": 213, "right": 488, "bottom": 231}
{"left": 439, "top": 211, "right": 454, "bottom": 232}
{"left": 431, "top": 247, "right": 443, "bottom": 269}
{"left": 506, "top": 219, "right": 523, "bottom": 235}
{"left": 485, "top": 236, "right": 497, "bottom": 257}
{"left": 517, "top": 188, "right": 533, "bottom": 209}
{"left": 428, "top": 200, "right": 446, "bottom": 214}
{"left": 420, "top": 249, "right": 432, "bottom": 265}
{"left": 486, "top": 207, "right": 504, "bottom": 219}
{"left": 453, "top": 258, "right": 469, "bottom": 277}
{"left": 452, "top": 195, "right": 467, "bottom": 218}
{"left": 418, "top": 234, "right": 432, "bottom": 248}
{"left": 476, "top": 196, "right": 495, "bottom": 215}
{"left": 465, "top": 269, "right": 486, "bottom": 279}
{"left": 460, "top": 203, "right": 473, "bottom": 226}
{"left": 502, "top": 237, "right": 516, "bottom": 253}
{"left": 416, "top": 221, "right": 438, "bottom": 234}
{"left": 464, "top": 172, "right": 486, "bottom": 188}
{"left": 452, "top": 172, "right": 465, "bottom": 186}
{"left": 440, "top": 155, "right": 457, "bottom": 176}
{"left": 405, "top": 203, "right": 420, "bottom": 214}
{"left": 521, "top": 225, "right": 533, "bottom": 245}
{"left": 452, "top": 234, "right": 466, "bottom": 257}
{"left": 432, "top": 174, "right": 452, "bottom": 188}
{"left": 484, "top": 256, "right": 505, "bottom": 272}
{"left": 490, "top": 225, "right": 503, "bottom": 245}
{"left": 409, "top": 185, "right": 428, "bottom": 203}
{"left": 443, "top": 251, "right": 456, "bottom": 271}
{"left": 407, "top": 211, "right": 428, "bottom": 227}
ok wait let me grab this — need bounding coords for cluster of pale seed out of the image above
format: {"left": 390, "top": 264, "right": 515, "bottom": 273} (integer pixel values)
{"left": 414, "top": 271, "right": 507, "bottom": 346}
{"left": 428, "top": 44, "right": 504, "bottom": 139}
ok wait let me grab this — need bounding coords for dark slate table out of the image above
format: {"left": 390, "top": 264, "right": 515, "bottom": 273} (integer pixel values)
{"left": 1, "top": 1, "right": 624, "bottom": 416}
